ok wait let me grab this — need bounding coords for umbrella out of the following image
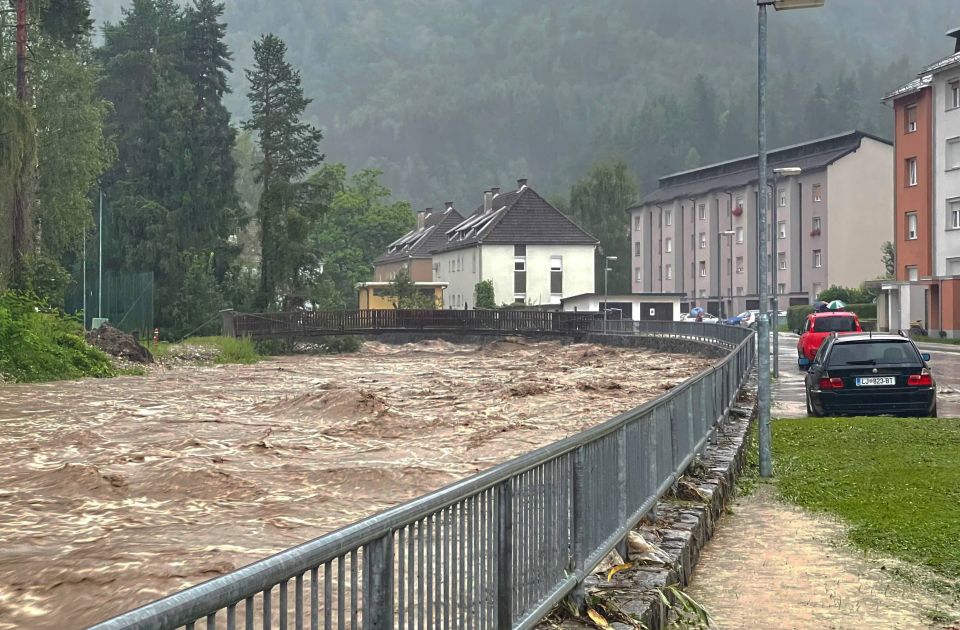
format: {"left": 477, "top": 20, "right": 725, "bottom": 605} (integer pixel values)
{"left": 814, "top": 300, "right": 829, "bottom": 313}
{"left": 690, "top": 306, "right": 705, "bottom": 316}
{"left": 826, "top": 300, "right": 846, "bottom": 311}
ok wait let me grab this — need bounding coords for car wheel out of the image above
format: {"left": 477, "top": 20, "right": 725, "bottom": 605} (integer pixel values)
{"left": 806, "top": 391, "right": 821, "bottom": 418}
{"left": 929, "top": 402, "right": 938, "bottom": 418}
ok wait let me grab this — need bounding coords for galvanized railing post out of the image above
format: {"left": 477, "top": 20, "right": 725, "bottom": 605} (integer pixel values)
{"left": 495, "top": 480, "right": 513, "bottom": 628}
{"left": 362, "top": 533, "right": 394, "bottom": 629}
{"left": 615, "top": 427, "right": 628, "bottom": 560}
{"left": 569, "top": 447, "right": 587, "bottom": 611}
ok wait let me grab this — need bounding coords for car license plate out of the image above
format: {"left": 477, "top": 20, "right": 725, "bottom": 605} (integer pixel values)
{"left": 855, "top": 377, "right": 896, "bottom": 387}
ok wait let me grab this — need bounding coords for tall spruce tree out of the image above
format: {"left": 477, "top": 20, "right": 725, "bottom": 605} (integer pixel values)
{"left": 243, "top": 34, "right": 323, "bottom": 308}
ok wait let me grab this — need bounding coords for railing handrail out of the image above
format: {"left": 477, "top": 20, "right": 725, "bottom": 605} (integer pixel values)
{"left": 90, "top": 317, "right": 755, "bottom": 630}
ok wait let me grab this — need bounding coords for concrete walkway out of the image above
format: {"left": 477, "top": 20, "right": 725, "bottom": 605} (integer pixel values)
{"left": 685, "top": 484, "right": 959, "bottom": 629}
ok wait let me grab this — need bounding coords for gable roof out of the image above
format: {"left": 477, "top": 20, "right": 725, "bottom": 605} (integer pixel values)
{"left": 374, "top": 205, "right": 465, "bottom": 265}
{"left": 631, "top": 130, "right": 890, "bottom": 209}
{"left": 434, "top": 186, "right": 598, "bottom": 253}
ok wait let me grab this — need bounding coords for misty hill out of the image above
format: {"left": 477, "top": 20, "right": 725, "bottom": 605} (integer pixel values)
{"left": 90, "top": 0, "right": 960, "bottom": 208}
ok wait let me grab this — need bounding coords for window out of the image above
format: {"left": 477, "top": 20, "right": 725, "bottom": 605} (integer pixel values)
{"left": 665, "top": 264, "right": 673, "bottom": 280}
{"left": 635, "top": 267, "right": 642, "bottom": 282}
{"left": 906, "top": 104, "right": 918, "bottom": 133}
{"left": 635, "top": 241, "right": 643, "bottom": 256}
{"left": 665, "top": 209, "right": 673, "bottom": 226}
{"left": 948, "top": 258, "right": 960, "bottom": 275}
{"left": 736, "top": 227, "right": 744, "bottom": 243}
{"left": 947, "top": 137, "right": 960, "bottom": 171}
{"left": 907, "top": 266, "right": 919, "bottom": 282}
{"left": 813, "top": 249, "right": 822, "bottom": 268}
{"left": 698, "top": 261, "right": 706, "bottom": 277}
{"left": 699, "top": 232, "right": 707, "bottom": 249}
{"left": 906, "top": 158, "right": 918, "bottom": 186}
{"left": 690, "top": 234, "right": 695, "bottom": 250}
{"left": 736, "top": 286, "right": 743, "bottom": 296}
{"left": 813, "top": 283, "right": 822, "bottom": 298}
{"left": 950, "top": 199, "right": 960, "bottom": 230}
{"left": 812, "top": 184, "right": 822, "bottom": 202}
{"left": 665, "top": 237, "right": 673, "bottom": 253}
{"left": 778, "top": 283, "right": 786, "bottom": 295}
{"left": 698, "top": 204, "right": 706, "bottom": 220}
{"left": 699, "top": 289, "right": 706, "bottom": 298}
{"left": 514, "top": 245, "right": 526, "bottom": 298}
{"left": 907, "top": 212, "right": 918, "bottom": 240}
{"left": 812, "top": 216, "right": 822, "bottom": 233}
{"left": 635, "top": 216, "right": 642, "bottom": 231}
{"left": 949, "top": 80, "right": 960, "bottom": 110}
{"left": 550, "top": 256, "right": 562, "bottom": 295}
{"left": 735, "top": 195, "right": 743, "bottom": 211}
{"left": 778, "top": 221, "right": 786, "bottom": 239}
{"left": 778, "top": 253, "right": 786, "bottom": 270}
{"left": 735, "top": 256, "right": 744, "bottom": 273}
{"left": 778, "top": 189, "right": 786, "bottom": 207}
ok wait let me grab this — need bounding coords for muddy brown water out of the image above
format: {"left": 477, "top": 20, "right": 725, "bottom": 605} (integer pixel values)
{"left": 0, "top": 339, "right": 710, "bottom": 629}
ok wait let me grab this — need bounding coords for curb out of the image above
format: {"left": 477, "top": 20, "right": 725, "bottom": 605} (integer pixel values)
{"left": 548, "top": 371, "right": 758, "bottom": 629}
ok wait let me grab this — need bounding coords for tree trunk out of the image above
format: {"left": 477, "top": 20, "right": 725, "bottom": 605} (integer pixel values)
{"left": 11, "top": 0, "right": 32, "bottom": 286}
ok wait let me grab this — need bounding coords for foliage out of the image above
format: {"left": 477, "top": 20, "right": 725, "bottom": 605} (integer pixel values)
{"left": 381, "top": 269, "right": 435, "bottom": 309}
{"left": 881, "top": 241, "right": 895, "bottom": 279}
{"left": 774, "top": 417, "right": 960, "bottom": 576}
{"left": 818, "top": 285, "right": 875, "bottom": 305}
{"left": 154, "top": 335, "right": 260, "bottom": 364}
{"left": 321, "top": 335, "right": 363, "bottom": 354}
{"left": 169, "top": 251, "right": 224, "bottom": 337}
{"left": 474, "top": 280, "right": 496, "bottom": 309}
{"left": 0, "top": 291, "right": 115, "bottom": 382}
{"left": 557, "top": 160, "right": 637, "bottom": 294}
{"left": 21, "top": 252, "right": 73, "bottom": 307}
{"left": 243, "top": 33, "right": 324, "bottom": 308}
{"left": 786, "top": 305, "right": 814, "bottom": 331}
{"left": 306, "top": 164, "right": 415, "bottom": 307}
{"left": 844, "top": 303, "right": 877, "bottom": 320}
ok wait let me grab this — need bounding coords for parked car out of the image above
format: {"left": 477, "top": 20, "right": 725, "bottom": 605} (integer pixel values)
{"left": 725, "top": 310, "right": 759, "bottom": 327}
{"left": 802, "top": 333, "right": 936, "bottom": 417}
{"left": 795, "top": 311, "right": 862, "bottom": 364}
{"left": 680, "top": 312, "right": 720, "bottom": 324}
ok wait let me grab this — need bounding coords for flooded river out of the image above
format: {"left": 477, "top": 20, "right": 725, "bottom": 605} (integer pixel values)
{"left": 0, "top": 339, "right": 710, "bottom": 629}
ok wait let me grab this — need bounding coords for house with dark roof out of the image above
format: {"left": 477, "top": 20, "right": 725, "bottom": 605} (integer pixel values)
{"left": 628, "top": 130, "right": 893, "bottom": 317}
{"left": 433, "top": 179, "right": 599, "bottom": 308}
{"left": 372, "top": 203, "right": 465, "bottom": 282}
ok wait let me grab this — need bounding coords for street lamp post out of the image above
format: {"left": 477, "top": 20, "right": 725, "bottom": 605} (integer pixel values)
{"left": 770, "top": 166, "right": 802, "bottom": 378}
{"left": 757, "top": 0, "right": 824, "bottom": 478}
{"left": 603, "top": 255, "right": 617, "bottom": 333}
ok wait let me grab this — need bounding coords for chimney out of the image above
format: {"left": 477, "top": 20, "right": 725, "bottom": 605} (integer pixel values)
{"left": 444, "top": 201, "right": 454, "bottom": 211}
{"left": 416, "top": 208, "right": 427, "bottom": 229}
{"left": 483, "top": 190, "right": 493, "bottom": 213}
{"left": 517, "top": 178, "right": 528, "bottom": 190}
{"left": 491, "top": 187, "right": 500, "bottom": 197}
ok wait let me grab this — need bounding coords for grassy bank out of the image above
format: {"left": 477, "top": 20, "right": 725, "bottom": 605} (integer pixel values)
{"left": 153, "top": 336, "right": 261, "bottom": 364}
{"left": 774, "top": 417, "right": 960, "bottom": 577}
{"left": 915, "top": 336, "right": 960, "bottom": 346}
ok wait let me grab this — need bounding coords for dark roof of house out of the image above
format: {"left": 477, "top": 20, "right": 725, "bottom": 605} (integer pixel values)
{"left": 374, "top": 205, "right": 465, "bottom": 264}
{"left": 885, "top": 29, "right": 960, "bottom": 100}
{"left": 630, "top": 130, "right": 890, "bottom": 209}
{"left": 434, "top": 185, "right": 598, "bottom": 253}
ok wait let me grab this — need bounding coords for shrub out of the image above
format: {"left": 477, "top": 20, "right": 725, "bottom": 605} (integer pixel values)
{"left": 474, "top": 280, "right": 495, "bottom": 309}
{"left": 818, "top": 285, "right": 876, "bottom": 305}
{"left": 323, "top": 335, "right": 362, "bottom": 354}
{"left": 845, "top": 303, "right": 877, "bottom": 319}
{"left": 0, "top": 291, "right": 115, "bottom": 382}
{"left": 787, "top": 305, "right": 814, "bottom": 331}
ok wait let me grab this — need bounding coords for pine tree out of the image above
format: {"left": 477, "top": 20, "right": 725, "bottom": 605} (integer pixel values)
{"left": 243, "top": 34, "right": 323, "bottom": 308}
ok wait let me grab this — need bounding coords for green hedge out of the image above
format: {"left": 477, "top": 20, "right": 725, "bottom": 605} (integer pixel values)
{"left": 786, "top": 303, "right": 877, "bottom": 331}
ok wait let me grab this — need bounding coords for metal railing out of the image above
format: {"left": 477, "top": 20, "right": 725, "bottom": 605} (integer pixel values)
{"left": 91, "top": 321, "right": 755, "bottom": 630}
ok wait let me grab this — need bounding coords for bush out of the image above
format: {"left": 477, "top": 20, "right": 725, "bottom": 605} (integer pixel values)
{"left": 323, "top": 335, "right": 362, "bottom": 354}
{"left": 818, "top": 285, "right": 876, "bottom": 305}
{"left": 0, "top": 291, "right": 115, "bottom": 382}
{"left": 474, "top": 280, "right": 495, "bottom": 309}
{"left": 845, "top": 303, "right": 877, "bottom": 319}
{"left": 787, "top": 305, "right": 814, "bottom": 331}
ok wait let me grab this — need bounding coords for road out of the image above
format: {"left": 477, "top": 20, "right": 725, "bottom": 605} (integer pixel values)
{"left": 772, "top": 332, "right": 960, "bottom": 418}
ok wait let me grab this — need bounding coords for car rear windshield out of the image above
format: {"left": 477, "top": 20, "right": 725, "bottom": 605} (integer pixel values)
{"left": 827, "top": 341, "right": 920, "bottom": 366}
{"left": 813, "top": 316, "right": 856, "bottom": 332}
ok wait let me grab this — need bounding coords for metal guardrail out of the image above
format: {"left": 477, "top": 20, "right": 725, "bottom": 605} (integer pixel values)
{"left": 91, "top": 320, "right": 755, "bottom": 630}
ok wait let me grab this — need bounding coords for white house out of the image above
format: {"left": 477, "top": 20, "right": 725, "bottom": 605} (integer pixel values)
{"left": 432, "top": 180, "right": 599, "bottom": 308}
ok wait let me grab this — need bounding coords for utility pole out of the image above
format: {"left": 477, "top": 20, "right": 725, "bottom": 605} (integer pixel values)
{"left": 757, "top": 1, "right": 772, "bottom": 478}
{"left": 98, "top": 187, "right": 104, "bottom": 319}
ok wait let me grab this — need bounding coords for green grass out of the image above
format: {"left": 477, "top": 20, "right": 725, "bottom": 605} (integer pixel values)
{"left": 915, "top": 336, "right": 960, "bottom": 346}
{"left": 774, "top": 417, "right": 960, "bottom": 577}
{"left": 153, "top": 336, "right": 261, "bottom": 364}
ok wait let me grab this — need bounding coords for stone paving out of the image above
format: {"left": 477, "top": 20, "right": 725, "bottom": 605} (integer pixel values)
{"left": 685, "top": 483, "right": 960, "bottom": 630}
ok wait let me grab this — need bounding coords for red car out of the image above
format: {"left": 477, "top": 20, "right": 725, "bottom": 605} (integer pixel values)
{"left": 796, "top": 311, "right": 862, "bottom": 365}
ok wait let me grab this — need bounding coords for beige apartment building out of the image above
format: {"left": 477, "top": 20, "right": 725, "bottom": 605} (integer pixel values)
{"left": 628, "top": 131, "right": 893, "bottom": 317}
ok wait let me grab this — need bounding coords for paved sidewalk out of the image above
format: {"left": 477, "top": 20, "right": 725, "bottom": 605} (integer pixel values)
{"left": 685, "top": 484, "right": 959, "bottom": 630}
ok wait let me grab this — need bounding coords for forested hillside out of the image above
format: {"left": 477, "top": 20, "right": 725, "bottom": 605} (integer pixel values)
{"left": 90, "top": 0, "right": 960, "bottom": 207}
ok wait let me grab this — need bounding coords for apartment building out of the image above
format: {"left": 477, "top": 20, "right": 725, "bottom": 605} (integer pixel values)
{"left": 879, "top": 28, "right": 960, "bottom": 337}
{"left": 629, "top": 131, "right": 893, "bottom": 317}
{"left": 433, "top": 180, "right": 598, "bottom": 308}
{"left": 373, "top": 203, "right": 465, "bottom": 282}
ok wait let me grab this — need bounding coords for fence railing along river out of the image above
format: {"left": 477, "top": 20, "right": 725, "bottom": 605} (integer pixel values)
{"left": 90, "top": 312, "right": 756, "bottom": 630}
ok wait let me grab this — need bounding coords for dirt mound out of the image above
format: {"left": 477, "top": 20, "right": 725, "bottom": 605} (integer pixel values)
{"left": 85, "top": 324, "right": 153, "bottom": 363}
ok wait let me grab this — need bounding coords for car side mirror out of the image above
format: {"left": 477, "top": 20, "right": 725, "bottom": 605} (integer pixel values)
{"left": 921, "top": 352, "right": 931, "bottom": 362}
{"left": 793, "top": 328, "right": 801, "bottom": 335}
{"left": 798, "top": 357, "right": 811, "bottom": 368}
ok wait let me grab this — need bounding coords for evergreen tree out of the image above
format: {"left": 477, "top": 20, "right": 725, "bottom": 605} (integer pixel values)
{"left": 803, "top": 83, "right": 831, "bottom": 139}
{"left": 243, "top": 34, "right": 324, "bottom": 308}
